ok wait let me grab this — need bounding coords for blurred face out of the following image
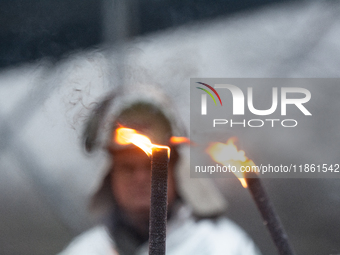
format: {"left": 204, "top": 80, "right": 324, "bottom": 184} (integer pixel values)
{"left": 110, "top": 148, "right": 177, "bottom": 223}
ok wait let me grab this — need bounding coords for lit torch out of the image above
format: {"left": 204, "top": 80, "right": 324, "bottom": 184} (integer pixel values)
{"left": 207, "top": 138, "right": 296, "bottom": 255}
{"left": 115, "top": 127, "right": 171, "bottom": 255}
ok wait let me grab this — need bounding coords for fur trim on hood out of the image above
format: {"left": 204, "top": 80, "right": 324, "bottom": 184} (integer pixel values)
{"left": 83, "top": 84, "right": 227, "bottom": 218}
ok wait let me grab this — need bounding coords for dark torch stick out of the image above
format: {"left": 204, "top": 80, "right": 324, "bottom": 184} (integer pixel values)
{"left": 245, "top": 172, "right": 295, "bottom": 255}
{"left": 149, "top": 147, "right": 169, "bottom": 255}
{"left": 206, "top": 138, "right": 296, "bottom": 255}
{"left": 114, "top": 127, "right": 175, "bottom": 255}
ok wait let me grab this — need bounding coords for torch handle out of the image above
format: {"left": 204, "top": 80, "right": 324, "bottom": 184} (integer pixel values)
{"left": 245, "top": 172, "right": 295, "bottom": 255}
{"left": 149, "top": 148, "right": 169, "bottom": 255}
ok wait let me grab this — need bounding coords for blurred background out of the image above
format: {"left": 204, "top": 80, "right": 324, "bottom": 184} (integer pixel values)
{"left": 1, "top": 0, "right": 340, "bottom": 254}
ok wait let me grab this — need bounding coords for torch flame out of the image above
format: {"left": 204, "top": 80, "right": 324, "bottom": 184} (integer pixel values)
{"left": 115, "top": 127, "right": 170, "bottom": 157}
{"left": 206, "top": 137, "right": 256, "bottom": 188}
{"left": 170, "top": 136, "right": 190, "bottom": 145}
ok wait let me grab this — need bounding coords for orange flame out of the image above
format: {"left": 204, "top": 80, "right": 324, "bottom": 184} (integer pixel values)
{"left": 170, "top": 136, "right": 190, "bottom": 145}
{"left": 206, "top": 137, "right": 256, "bottom": 188}
{"left": 115, "top": 127, "right": 170, "bottom": 157}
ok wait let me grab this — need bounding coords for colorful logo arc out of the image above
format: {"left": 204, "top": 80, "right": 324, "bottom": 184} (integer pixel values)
{"left": 196, "top": 82, "right": 223, "bottom": 106}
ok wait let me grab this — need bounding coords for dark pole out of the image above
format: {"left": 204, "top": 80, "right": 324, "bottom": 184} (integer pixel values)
{"left": 149, "top": 147, "right": 169, "bottom": 255}
{"left": 245, "top": 172, "right": 296, "bottom": 255}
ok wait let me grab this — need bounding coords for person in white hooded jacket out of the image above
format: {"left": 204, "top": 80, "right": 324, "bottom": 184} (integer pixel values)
{"left": 57, "top": 86, "right": 261, "bottom": 255}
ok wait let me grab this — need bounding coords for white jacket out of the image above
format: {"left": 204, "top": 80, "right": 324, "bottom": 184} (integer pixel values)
{"left": 58, "top": 205, "right": 261, "bottom": 255}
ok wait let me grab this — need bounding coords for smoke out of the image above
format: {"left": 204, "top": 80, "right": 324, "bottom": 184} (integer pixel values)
{"left": 58, "top": 50, "right": 111, "bottom": 135}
